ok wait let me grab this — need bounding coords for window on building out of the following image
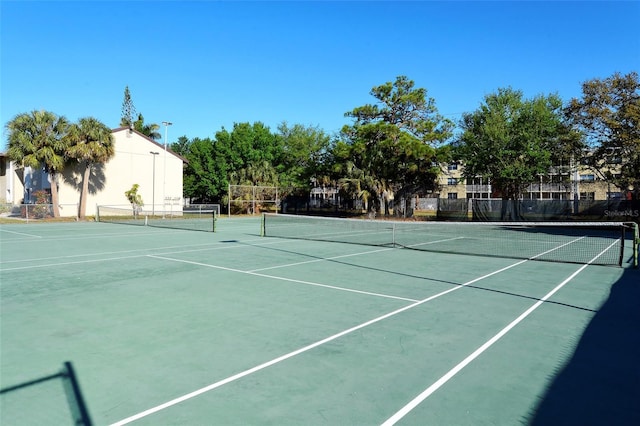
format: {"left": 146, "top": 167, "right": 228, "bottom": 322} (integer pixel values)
{"left": 580, "top": 192, "right": 595, "bottom": 200}
{"left": 580, "top": 174, "right": 595, "bottom": 182}
{"left": 466, "top": 193, "right": 483, "bottom": 199}
{"left": 447, "top": 163, "right": 458, "bottom": 171}
{"left": 447, "top": 178, "right": 458, "bottom": 185}
{"left": 447, "top": 193, "right": 458, "bottom": 199}
{"left": 608, "top": 192, "right": 622, "bottom": 199}
{"left": 466, "top": 177, "right": 485, "bottom": 186}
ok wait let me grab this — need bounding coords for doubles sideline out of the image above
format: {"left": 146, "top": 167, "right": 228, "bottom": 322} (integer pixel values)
{"left": 381, "top": 238, "right": 620, "bottom": 425}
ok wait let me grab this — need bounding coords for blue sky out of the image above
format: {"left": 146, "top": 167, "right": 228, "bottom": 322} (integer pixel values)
{"left": 1, "top": 1, "right": 639, "bottom": 150}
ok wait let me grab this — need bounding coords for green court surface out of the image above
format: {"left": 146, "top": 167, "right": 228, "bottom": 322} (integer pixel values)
{"left": 1, "top": 217, "right": 638, "bottom": 425}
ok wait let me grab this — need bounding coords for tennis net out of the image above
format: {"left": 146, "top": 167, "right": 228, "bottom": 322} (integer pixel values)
{"left": 96, "top": 205, "right": 216, "bottom": 232}
{"left": 261, "top": 214, "right": 639, "bottom": 267}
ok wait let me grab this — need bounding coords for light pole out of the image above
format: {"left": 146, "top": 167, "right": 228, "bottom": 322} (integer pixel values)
{"left": 162, "top": 121, "right": 172, "bottom": 216}
{"left": 150, "top": 151, "right": 159, "bottom": 216}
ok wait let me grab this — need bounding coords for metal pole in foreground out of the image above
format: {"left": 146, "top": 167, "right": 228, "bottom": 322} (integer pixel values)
{"left": 150, "top": 151, "right": 159, "bottom": 216}
{"left": 162, "top": 121, "right": 172, "bottom": 218}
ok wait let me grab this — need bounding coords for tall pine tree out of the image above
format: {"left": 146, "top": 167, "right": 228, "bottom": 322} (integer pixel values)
{"left": 120, "top": 86, "right": 136, "bottom": 129}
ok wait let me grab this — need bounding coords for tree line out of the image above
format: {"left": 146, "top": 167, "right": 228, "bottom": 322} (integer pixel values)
{"left": 174, "top": 72, "right": 639, "bottom": 215}
{"left": 5, "top": 72, "right": 639, "bottom": 218}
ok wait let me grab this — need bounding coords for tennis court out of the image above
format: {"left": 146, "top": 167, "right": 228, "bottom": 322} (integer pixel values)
{"left": 1, "top": 216, "right": 638, "bottom": 425}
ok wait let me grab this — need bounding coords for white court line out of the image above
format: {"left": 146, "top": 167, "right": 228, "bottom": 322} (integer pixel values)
{"left": 111, "top": 236, "right": 596, "bottom": 425}
{"left": 404, "top": 236, "right": 465, "bottom": 248}
{"left": 148, "top": 255, "right": 420, "bottom": 303}
{"left": 0, "top": 244, "right": 220, "bottom": 265}
{"left": 0, "top": 255, "right": 152, "bottom": 272}
{"left": 0, "top": 245, "right": 247, "bottom": 271}
{"left": 248, "top": 246, "right": 394, "bottom": 272}
{"left": 267, "top": 226, "right": 395, "bottom": 244}
{"left": 247, "top": 233, "right": 570, "bottom": 273}
{"left": 0, "top": 237, "right": 286, "bottom": 268}
{"left": 0, "top": 239, "right": 252, "bottom": 265}
{"left": 0, "top": 228, "right": 43, "bottom": 238}
{"left": 380, "top": 238, "right": 619, "bottom": 425}
{"left": 109, "top": 258, "right": 529, "bottom": 426}
{"left": 249, "top": 237, "right": 488, "bottom": 273}
{"left": 0, "top": 229, "right": 173, "bottom": 244}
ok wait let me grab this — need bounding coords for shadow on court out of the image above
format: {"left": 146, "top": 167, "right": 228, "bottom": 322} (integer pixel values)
{"left": 246, "top": 240, "right": 600, "bottom": 313}
{"left": 529, "top": 267, "right": 640, "bottom": 425}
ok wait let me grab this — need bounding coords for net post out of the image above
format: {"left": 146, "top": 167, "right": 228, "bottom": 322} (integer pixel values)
{"left": 261, "top": 213, "right": 266, "bottom": 237}
{"left": 392, "top": 222, "right": 396, "bottom": 247}
{"left": 61, "top": 361, "right": 93, "bottom": 426}
{"left": 619, "top": 224, "right": 626, "bottom": 267}
{"left": 212, "top": 210, "right": 216, "bottom": 232}
{"left": 632, "top": 222, "right": 639, "bottom": 269}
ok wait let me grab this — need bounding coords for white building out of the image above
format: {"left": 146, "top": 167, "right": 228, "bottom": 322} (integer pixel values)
{"left": 1, "top": 128, "right": 185, "bottom": 218}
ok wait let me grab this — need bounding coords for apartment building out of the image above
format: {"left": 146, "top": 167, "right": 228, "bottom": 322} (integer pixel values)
{"left": 438, "top": 162, "right": 625, "bottom": 201}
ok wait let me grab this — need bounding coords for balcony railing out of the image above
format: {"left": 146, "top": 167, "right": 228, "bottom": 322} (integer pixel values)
{"left": 526, "top": 183, "right": 570, "bottom": 192}
{"left": 465, "top": 185, "right": 492, "bottom": 192}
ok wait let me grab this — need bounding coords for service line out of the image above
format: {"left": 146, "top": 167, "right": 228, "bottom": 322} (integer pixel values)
{"left": 109, "top": 257, "right": 529, "bottom": 425}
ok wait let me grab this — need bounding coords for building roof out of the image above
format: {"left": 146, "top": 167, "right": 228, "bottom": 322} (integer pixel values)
{"left": 111, "top": 127, "right": 188, "bottom": 163}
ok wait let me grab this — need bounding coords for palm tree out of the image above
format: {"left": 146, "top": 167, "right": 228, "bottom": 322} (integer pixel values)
{"left": 67, "top": 117, "right": 115, "bottom": 219}
{"left": 6, "top": 110, "right": 70, "bottom": 217}
{"left": 133, "top": 114, "right": 161, "bottom": 140}
{"left": 335, "top": 159, "right": 385, "bottom": 216}
{"left": 229, "top": 160, "right": 279, "bottom": 213}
